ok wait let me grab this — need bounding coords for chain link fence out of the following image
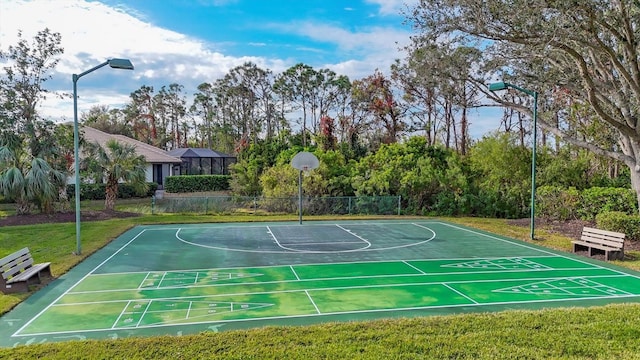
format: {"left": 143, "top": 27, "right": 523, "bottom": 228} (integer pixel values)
{"left": 151, "top": 195, "right": 402, "bottom": 216}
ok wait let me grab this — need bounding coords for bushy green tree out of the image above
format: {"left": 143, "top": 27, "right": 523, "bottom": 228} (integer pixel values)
{"left": 468, "top": 133, "right": 531, "bottom": 218}
{"left": 82, "top": 139, "right": 147, "bottom": 210}
{"left": 352, "top": 136, "right": 469, "bottom": 214}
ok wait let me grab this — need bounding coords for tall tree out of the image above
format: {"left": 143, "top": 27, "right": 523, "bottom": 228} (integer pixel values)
{"left": 408, "top": 0, "right": 640, "bottom": 210}
{"left": 82, "top": 105, "right": 133, "bottom": 137}
{"left": 190, "top": 82, "right": 216, "bottom": 148}
{"left": 0, "top": 28, "right": 68, "bottom": 214}
{"left": 0, "top": 28, "right": 64, "bottom": 157}
{"left": 274, "top": 63, "right": 321, "bottom": 146}
{"left": 155, "top": 83, "right": 187, "bottom": 150}
{"left": 352, "top": 70, "right": 405, "bottom": 146}
{"left": 125, "top": 85, "right": 158, "bottom": 146}
{"left": 82, "top": 139, "right": 147, "bottom": 211}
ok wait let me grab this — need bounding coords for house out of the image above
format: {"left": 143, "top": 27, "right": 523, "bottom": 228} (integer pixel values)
{"left": 167, "top": 148, "right": 237, "bottom": 175}
{"left": 80, "top": 127, "right": 182, "bottom": 188}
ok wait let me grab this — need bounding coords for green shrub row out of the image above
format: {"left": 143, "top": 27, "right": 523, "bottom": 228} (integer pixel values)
{"left": 164, "top": 175, "right": 231, "bottom": 193}
{"left": 595, "top": 211, "right": 640, "bottom": 241}
{"left": 537, "top": 186, "right": 638, "bottom": 221}
{"left": 66, "top": 182, "right": 158, "bottom": 200}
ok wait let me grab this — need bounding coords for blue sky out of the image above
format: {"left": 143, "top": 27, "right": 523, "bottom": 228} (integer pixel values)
{"left": 0, "top": 0, "right": 498, "bottom": 137}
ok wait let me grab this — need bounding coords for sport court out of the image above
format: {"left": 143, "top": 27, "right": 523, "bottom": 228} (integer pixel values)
{"left": 2, "top": 220, "right": 640, "bottom": 346}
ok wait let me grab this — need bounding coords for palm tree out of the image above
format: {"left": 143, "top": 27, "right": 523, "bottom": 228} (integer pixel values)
{"left": 0, "top": 145, "right": 66, "bottom": 215}
{"left": 82, "top": 139, "right": 147, "bottom": 211}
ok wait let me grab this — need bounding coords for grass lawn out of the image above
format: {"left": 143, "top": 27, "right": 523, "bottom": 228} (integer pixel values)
{"left": 1, "top": 209, "right": 640, "bottom": 359}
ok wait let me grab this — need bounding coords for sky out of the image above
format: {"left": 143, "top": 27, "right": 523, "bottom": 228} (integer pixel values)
{"left": 0, "top": 0, "right": 498, "bottom": 137}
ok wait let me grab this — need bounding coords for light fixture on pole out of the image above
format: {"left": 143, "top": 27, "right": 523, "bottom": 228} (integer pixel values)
{"left": 72, "top": 58, "right": 134, "bottom": 255}
{"left": 489, "top": 81, "right": 538, "bottom": 240}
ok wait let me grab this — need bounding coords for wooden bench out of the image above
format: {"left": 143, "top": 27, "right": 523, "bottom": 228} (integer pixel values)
{"left": 0, "top": 248, "right": 51, "bottom": 293}
{"left": 572, "top": 227, "right": 625, "bottom": 261}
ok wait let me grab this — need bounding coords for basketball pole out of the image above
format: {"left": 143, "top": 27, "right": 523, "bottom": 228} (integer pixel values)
{"left": 298, "top": 170, "right": 303, "bottom": 224}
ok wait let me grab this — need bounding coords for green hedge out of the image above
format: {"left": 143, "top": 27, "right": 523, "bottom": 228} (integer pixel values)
{"left": 578, "top": 187, "right": 638, "bottom": 220}
{"left": 595, "top": 211, "right": 640, "bottom": 241}
{"left": 164, "top": 175, "right": 231, "bottom": 193}
{"left": 537, "top": 186, "right": 637, "bottom": 221}
{"left": 67, "top": 182, "right": 157, "bottom": 200}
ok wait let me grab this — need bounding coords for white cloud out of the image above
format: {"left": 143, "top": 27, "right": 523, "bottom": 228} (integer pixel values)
{"left": 0, "top": 0, "right": 289, "bottom": 121}
{"left": 267, "top": 20, "right": 412, "bottom": 78}
{"left": 365, "top": 0, "right": 418, "bottom": 16}
{"left": 0, "top": 0, "right": 414, "bottom": 124}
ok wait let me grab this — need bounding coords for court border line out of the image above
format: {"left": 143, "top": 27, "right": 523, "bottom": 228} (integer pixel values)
{"left": 174, "top": 222, "right": 437, "bottom": 253}
{"left": 11, "top": 220, "right": 640, "bottom": 339}
{"left": 65, "top": 257, "right": 621, "bottom": 295}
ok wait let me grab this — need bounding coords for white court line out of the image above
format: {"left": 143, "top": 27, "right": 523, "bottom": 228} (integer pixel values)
{"left": 281, "top": 241, "right": 365, "bottom": 246}
{"left": 335, "top": 224, "right": 372, "bottom": 248}
{"left": 138, "top": 272, "right": 152, "bottom": 289}
{"left": 15, "top": 221, "right": 640, "bottom": 338}
{"left": 50, "top": 273, "right": 636, "bottom": 310}
{"left": 64, "top": 264, "right": 615, "bottom": 296}
{"left": 186, "top": 301, "right": 193, "bottom": 319}
{"left": 290, "top": 265, "right": 301, "bottom": 281}
{"left": 443, "top": 283, "right": 479, "bottom": 304}
{"left": 12, "top": 228, "right": 148, "bottom": 337}
{"left": 75, "top": 254, "right": 560, "bottom": 278}
{"left": 157, "top": 272, "right": 168, "bottom": 288}
{"left": 16, "top": 288, "right": 640, "bottom": 338}
{"left": 305, "top": 290, "right": 322, "bottom": 314}
{"left": 135, "top": 301, "right": 153, "bottom": 328}
{"left": 435, "top": 221, "right": 640, "bottom": 280}
{"left": 175, "top": 222, "right": 435, "bottom": 253}
{"left": 402, "top": 260, "right": 427, "bottom": 275}
{"left": 112, "top": 300, "right": 133, "bottom": 329}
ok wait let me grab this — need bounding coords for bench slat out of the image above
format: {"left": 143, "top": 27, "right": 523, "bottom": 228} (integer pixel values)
{"left": 579, "top": 236, "right": 624, "bottom": 249}
{"left": 8, "top": 263, "right": 51, "bottom": 283}
{"left": 0, "top": 247, "right": 30, "bottom": 265}
{"left": 572, "top": 240, "right": 620, "bottom": 251}
{"left": 582, "top": 227, "right": 625, "bottom": 240}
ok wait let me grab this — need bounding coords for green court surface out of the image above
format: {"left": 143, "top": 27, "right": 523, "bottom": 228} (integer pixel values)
{"left": 2, "top": 220, "right": 640, "bottom": 346}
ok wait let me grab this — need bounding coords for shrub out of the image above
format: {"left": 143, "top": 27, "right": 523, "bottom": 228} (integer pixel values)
{"left": 595, "top": 211, "right": 640, "bottom": 241}
{"left": 67, "top": 182, "right": 157, "bottom": 200}
{"left": 577, "top": 187, "right": 638, "bottom": 221}
{"left": 164, "top": 175, "right": 231, "bottom": 193}
{"left": 536, "top": 186, "right": 580, "bottom": 220}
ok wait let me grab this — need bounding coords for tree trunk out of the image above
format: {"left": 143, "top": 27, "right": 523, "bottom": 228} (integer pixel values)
{"left": 105, "top": 183, "right": 118, "bottom": 211}
{"left": 630, "top": 164, "right": 640, "bottom": 215}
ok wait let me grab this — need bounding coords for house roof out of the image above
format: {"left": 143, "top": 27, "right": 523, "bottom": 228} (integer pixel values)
{"left": 167, "top": 148, "right": 235, "bottom": 159}
{"left": 82, "top": 127, "right": 182, "bottom": 164}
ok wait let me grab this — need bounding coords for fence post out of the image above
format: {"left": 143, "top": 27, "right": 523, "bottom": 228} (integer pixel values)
{"left": 151, "top": 195, "right": 155, "bottom": 215}
{"left": 397, "top": 195, "right": 401, "bottom": 216}
{"left": 348, "top": 196, "right": 352, "bottom": 214}
{"left": 205, "top": 197, "right": 209, "bottom": 214}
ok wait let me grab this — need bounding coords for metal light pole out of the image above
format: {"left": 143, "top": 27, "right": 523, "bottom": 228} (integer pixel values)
{"left": 489, "top": 81, "right": 538, "bottom": 240}
{"left": 73, "top": 58, "right": 134, "bottom": 255}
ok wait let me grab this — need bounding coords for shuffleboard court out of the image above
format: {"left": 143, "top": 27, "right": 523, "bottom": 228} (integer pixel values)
{"left": 2, "top": 220, "right": 640, "bottom": 346}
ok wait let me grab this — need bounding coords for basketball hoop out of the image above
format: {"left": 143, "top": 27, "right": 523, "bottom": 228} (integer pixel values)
{"left": 291, "top": 152, "right": 319, "bottom": 171}
{"left": 291, "top": 152, "right": 320, "bottom": 224}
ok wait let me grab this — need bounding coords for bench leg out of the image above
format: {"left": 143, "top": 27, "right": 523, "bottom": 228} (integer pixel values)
{"left": 606, "top": 251, "right": 624, "bottom": 261}
{"left": 2, "top": 281, "right": 29, "bottom": 294}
